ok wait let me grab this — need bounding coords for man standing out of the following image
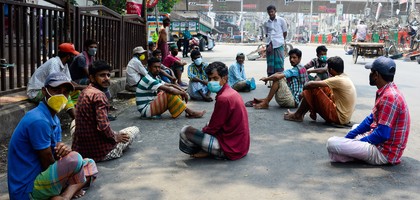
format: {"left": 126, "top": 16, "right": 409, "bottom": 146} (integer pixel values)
{"left": 179, "top": 62, "right": 250, "bottom": 160}
{"left": 125, "top": 46, "right": 148, "bottom": 92}
{"left": 158, "top": 17, "right": 171, "bottom": 61}
{"left": 326, "top": 56, "right": 410, "bottom": 165}
{"left": 264, "top": 5, "right": 288, "bottom": 76}
{"left": 136, "top": 57, "right": 205, "bottom": 119}
{"left": 354, "top": 20, "right": 367, "bottom": 42}
{"left": 72, "top": 60, "right": 139, "bottom": 162}
{"left": 284, "top": 56, "right": 356, "bottom": 125}
{"left": 70, "top": 39, "right": 97, "bottom": 85}
{"left": 8, "top": 72, "right": 97, "bottom": 200}
{"left": 187, "top": 50, "right": 212, "bottom": 102}
{"left": 182, "top": 26, "right": 192, "bottom": 58}
{"left": 27, "top": 43, "right": 84, "bottom": 119}
{"left": 228, "top": 52, "right": 255, "bottom": 92}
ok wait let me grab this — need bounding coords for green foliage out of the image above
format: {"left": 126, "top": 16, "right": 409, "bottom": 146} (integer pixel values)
{"left": 93, "top": 0, "right": 126, "bottom": 14}
{"left": 157, "top": 0, "right": 179, "bottom": 14}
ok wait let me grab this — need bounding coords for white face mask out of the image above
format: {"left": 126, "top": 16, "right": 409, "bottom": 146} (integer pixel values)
{"left": 88, "top": 48, "right": 97, "bottom": 56}
{"left": 194, "top": 57, "right": 203, "bottom": 66}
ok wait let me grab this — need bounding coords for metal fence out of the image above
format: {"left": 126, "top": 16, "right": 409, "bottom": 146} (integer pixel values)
{"left": 0, "top": 1, "right": 147, "bottom": 95}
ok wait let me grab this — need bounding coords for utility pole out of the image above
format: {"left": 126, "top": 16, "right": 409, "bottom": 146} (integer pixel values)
{"left": 240, "top": 0, "right": 244, "bottom": 43}
{"left": 309, "top": 0, "right": 313, "bottom": 43}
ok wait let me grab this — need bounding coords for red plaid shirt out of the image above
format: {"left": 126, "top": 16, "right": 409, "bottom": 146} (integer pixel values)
{"left": 371, "top": 82, "right": 410, "bottom": 164}
{"left": 72, "top": 84, "right": 117, "bottom": 161}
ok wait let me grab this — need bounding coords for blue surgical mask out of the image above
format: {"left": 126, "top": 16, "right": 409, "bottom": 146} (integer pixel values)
{"left": 88, "top": 48, "right": 97, "bottom": 56}
{"left": 320, "top": 55, "right": 327, "bottom": 62}
{"left": 194, "top": 57, "right": 203, "bottom": 66}
{"left": 207, "top": 81, "right": 222, "bottom": 93}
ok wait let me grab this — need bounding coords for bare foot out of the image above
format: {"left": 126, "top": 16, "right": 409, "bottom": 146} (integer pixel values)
{"left": 309, "top": 111, "right": 317, "bottom": 121}
{"left": 72, "top": 190, "right": 86, "bottom": 199}
{"left": 283, "top": 110, "right": 303, "bottom": 122}
{"left": 186, "top": 110, "right": 206, "bottom": 118}
{"left": 191, "top": 151, "right": 210, "bottom": 158}
{"left": 253, "top": 98, "right": 265, "bottom": 104}
{"left": 253, "top": 102, "right": 269, "bottom": 109}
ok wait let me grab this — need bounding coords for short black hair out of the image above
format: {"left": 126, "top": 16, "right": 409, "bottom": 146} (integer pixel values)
{"left": 316, "top": 45, "right": 328, "bottom": 55}
{"left": 84, "top": 39, "right": 97, "bottom": 49}
{"left": 89, "top": 60, "right": 113, "bottom": 76}
{"left": 327, "top": 56, "right": 344, "bottom": 73}
{"left": 267, "top": 5, "right": 276, "bottom": 11}
{"left": 163, "top": 17, "right": 170, "bottom": 24}
{"left": 148, "top": 41, "right": 155, "bottom": 47}
{"left": 205, "top": 61, "right": 228, "bottom": 77}
{"left": 190, "top": 50, "right": 201, "bottom": 58}
{"left": 152, "top": 49, "right": 161, "bottom": 57}
{"left": 288, "top": 48, "right": 302, "bottom": 58}
{"left": 148, "top": 57, "right": 161, "bottom": 67}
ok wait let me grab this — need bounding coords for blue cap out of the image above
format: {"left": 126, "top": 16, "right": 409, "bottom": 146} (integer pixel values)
{"left": 44, "top": 72, "right": 74, "bottom": 91}
{"left": 365, "top": 56, "right": 396, "bottom": 76}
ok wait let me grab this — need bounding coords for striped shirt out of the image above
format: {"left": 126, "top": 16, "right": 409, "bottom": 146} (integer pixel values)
{"left": 284, "top": 64, "right": 309, "bottom": 104}
{"left": 136, "top": 73, "right": 163, "bottom": 114}
{"left": 373, "top": 82, "right": 410, "bottom": 164}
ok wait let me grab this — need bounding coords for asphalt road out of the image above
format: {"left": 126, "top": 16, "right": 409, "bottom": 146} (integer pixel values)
{"left": 1, "top": 44, "right": 420, "bottom": 199}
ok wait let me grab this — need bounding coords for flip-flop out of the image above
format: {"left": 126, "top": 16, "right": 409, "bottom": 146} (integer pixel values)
{"left": 244, "top": 100, "right": 254, "bottom": 107}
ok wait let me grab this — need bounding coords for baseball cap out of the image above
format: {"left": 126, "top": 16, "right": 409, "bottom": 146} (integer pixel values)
{"left": 44, "top": 72, "right": 74, "bottom": 91}
{"left": 236, "top": 52, "right": 245, "bottom": 57}
{"left": 58, "top": 43, "right": 79, "bottom": 55}
{"left": 365, "top": 56, "right": 396, "bottom": 76}
{"left": 133, "top": 46, "right": 146, "bottom": 54}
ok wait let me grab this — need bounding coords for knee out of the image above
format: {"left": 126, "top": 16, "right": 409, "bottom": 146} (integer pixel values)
{"left": 326, "top": 136, "right": 340, "bottom": 151}
{"left": 180, "top": 125, "right": 194, "bottom": 138}
{"left": 62, "top": 151, "right": 84, "bottom": 171}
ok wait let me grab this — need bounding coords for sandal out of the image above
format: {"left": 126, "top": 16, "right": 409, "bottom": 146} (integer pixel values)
{"left": 244, "top": 100, "right": 254, "bottom": 107}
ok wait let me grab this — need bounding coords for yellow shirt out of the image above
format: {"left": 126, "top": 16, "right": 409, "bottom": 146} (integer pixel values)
{"left": 323, "top": 73, "right": 357, "bottom": 124}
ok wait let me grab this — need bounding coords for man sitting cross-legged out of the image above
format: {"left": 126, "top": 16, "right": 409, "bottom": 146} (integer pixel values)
{"left": 72, "top": 60, "right": 139, "bottom": 162}
{"left": 162, "top": 45, "right": 188, "bottom": 86}
{"left": 252, "top": 48, "right": 309, "bottom": 109}
{"left": 136, "top": 57, "right": 206, "bottom": 119}
{"left": 284, "top": 56, "right": 357, "bottom": 125}
{"left": 187, "top": 50, "right": 213, "bottom": 102}
{"left": 8, "top": 72, "right": 97, "bottom": 200}
{"left": 179, "top": 61, "right": 250, "bottom": 160}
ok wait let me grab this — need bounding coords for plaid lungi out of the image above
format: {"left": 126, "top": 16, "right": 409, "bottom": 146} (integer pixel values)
{"left": 179, "top": 126, "right": 225, "bottom": 158}
{"left": 266, "top": 45, "right": 285, "bottom": 76}
{"left": 31, "top": 151, "right": 98, "bottom": 199}
{"left": 103, "top": 126, "right": 140, "bottom": 161}
{"left": 141, "top": 91, "right": 187, "bottom": 118}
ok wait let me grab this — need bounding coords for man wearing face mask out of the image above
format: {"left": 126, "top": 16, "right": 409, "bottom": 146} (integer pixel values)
{"left": 304, "top": 45, "right": 329, "bottom": 81}
{"left": 70, "top": 39, "right": 97, "bottom": 85}
{"left": 8, "top": 72, "right": 98, "bottom": 200}
{"left": 27, "top": 43, "right": 84, "bottom": 119}
{"left": 326, "top": 56, "right": 410, "bottom": 165}
{"left": 72, "top": 60, "right": 139, "bottom": 162}
{"left": 179, "top": 61, "right": 250, "bottom": 160}
{"left": 162, "top": 45, "right": 188, "bottom": 86}
{"left": 125, "top": 46, "right": 148, "bottom": 92}
{"left": 152, "top": 49, "right": 177, "bottom": 84}
{"left": 187, "top": 50, "right": 212, "bottom": 102}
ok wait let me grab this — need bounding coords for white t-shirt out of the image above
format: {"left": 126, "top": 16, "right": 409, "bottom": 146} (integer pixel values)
{"left": 356, "top": 24, "right": 368, "bottom": 41}
{"left": 27, "top": 57, "right": 71, "bottom": 99}
{"left": 126, "top": 57, "right": 148, "bottom": 87}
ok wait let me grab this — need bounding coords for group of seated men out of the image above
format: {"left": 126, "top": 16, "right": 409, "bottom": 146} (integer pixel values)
{"left": 7, "top": 41, "right": 411, "bottom": 199}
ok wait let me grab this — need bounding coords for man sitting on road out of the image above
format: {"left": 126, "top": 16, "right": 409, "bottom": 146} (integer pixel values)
{"left": 228, "top": 52, "right": 256, "bottom": 92}
{"left": 162, "top": 45, "right": 188, "bottom": 86}
{"left": 136, "top": 57, "right": 205, "bottom": 119}
{"left": 251, "top": 48, "right": 308, "bottom": 109}
{"left": 152, "top": 49, "right": 178, "bottom": 84}
{"left": 284, "top": 56, "right": 357, "bottom": 125}
{"left": 125, "top": 46, "right": 148, "bottom": 92}
{"left": 327, "top": 56, "right": 410, "bottom": 165}
{"left": 27, "top": 43, "right": 85, "bottom": 119}
{"left": 304, "top": 45, "right": 329, "bottom": 81}
{"left": 70, "top": 39, "right": 97, "bottom": 85}
{"left": 72, "top": 60, "right": 139, "bottom": 162}
{"left": 187, "top": 50, "right": 213, "bottom": 102}
{"left": 8, "top": 72, "right": 97, "bottom": 200}
{"left": 179, "top": 61, "right": 250, "bottom": 160}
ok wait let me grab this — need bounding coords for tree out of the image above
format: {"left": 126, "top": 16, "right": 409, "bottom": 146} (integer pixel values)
{"left": 147, "top": 0, "right": 180, "bottom": 14}
{"left": 93, "top": 0, "right": 126, "bottom": 14}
